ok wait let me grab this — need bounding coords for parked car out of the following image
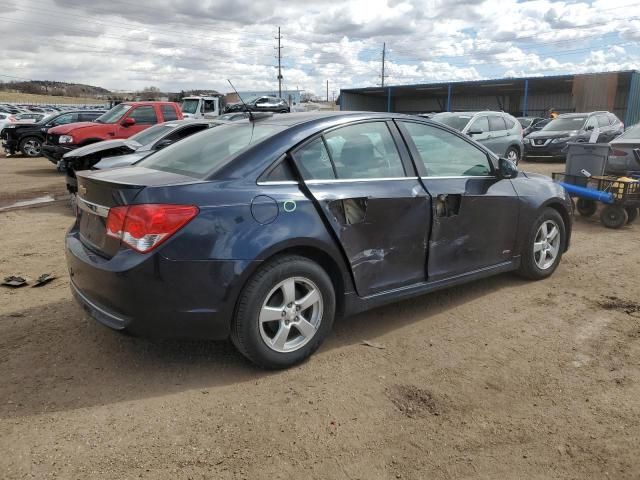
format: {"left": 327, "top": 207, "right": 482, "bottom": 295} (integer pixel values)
{"left": 41, "top": 101, "right": 182, "bottom": 169}
{"left": 11, "top": 113, "right": 45, "bottom": 124}
{"left": 63, "top": 119, "right": 225, "bottom": 192}
{"left": 216, "top": 112, "right": 251, "bottom": 121}
{"left": 224, "top": 95, "right": 290, "bottom": 114}
{"left": 431, "top": 111, "right": 524, "bottom": 163}
{"left": 524, "top": 111, "right": 624, "bottom": 162}
{"left": 0, "top": 113, "right": 10, "bottom": 133}
{"left": 67, "top": 112, "right": 572, "bottom": 369}
{"left": 517, "top": 117, "right": 548, "bottom": 136}
{"left": 607, "top": 122, "right": 640, "bottom": 174}
{"left": 1, "top": 110, "right": 105, "bottom": 157}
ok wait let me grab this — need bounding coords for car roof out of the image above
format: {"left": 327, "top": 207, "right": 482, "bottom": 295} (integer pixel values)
{"left": 254, "top": 111, "right": 410, "bottom": 128}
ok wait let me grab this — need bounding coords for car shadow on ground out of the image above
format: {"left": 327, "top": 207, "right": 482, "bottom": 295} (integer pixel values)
{"left": 0, "top": 272, "right": 524, "bottom": 419}
{"left": 13, "top": 168, "right": 61, "bottom": 177}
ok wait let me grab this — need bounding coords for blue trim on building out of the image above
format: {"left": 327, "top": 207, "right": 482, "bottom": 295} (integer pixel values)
{"left": 522, "top": 79, "right": 529, "bottom": 116}
{"left": 624, "top": 71, "right": 640, "bottom": 127}
{"left": 387, "top": 87, "right": 392, "bottom": 112}
{"left": 446, "top": 84, "right": 452, "bottom": 112}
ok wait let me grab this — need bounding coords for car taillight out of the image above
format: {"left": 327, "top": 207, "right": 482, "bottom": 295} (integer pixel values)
{"left": 106, "top": 204, "right": 198, "bottom": 253}
{"left": 610, "top": 149, "right": 628, "bottom": 157}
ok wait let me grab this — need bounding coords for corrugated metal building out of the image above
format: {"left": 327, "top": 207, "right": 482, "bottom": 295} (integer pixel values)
{"left": 339, "top": 70, "right": 640, "bottom": 126}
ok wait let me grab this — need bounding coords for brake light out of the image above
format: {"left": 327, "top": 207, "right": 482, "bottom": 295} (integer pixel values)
{"left": 610, "top": 149, "right": 628, "bottom": 157}
{"left": 106, "top": 204, "right": 199, "bottom": 253}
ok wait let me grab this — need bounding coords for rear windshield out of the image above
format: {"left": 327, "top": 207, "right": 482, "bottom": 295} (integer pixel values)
{"left": 542, "top": 117, "right": 586, "bottom": 131}
{"left": 129, "top": 123, "right": 177, "bottom": 146}
{"left": 432, "top": 113, "right": 472, "bottom": 131}
{"left": 616, "top": 123, "right": 640, "bottom": 141}
{"left": 138, "top": 122, "right": 286, "bottom": 178}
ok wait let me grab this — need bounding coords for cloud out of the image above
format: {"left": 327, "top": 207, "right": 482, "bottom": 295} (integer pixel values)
{"left": 0, "top": 0, "right": 638, "bottom": 97}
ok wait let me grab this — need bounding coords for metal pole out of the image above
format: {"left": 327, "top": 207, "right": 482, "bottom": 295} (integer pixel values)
{"left": 446, "top": 84, "right": 452, "bottom": 112}
{"left": 276, "top": 27, "right": 283, "bottom": 98}
{"left": 523, "top": 78, "right": 529, "bottom": 116}
{"left": 326, "top": 80, "right": 329, "bottom": 102}
{"left": 381, "top": 42, "right": 386, "bottom": 87}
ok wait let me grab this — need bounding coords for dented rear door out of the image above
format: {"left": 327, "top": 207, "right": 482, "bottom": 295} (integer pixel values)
{"left": 397, "top": 120, "right": 519, "bottom": 281}
{"left": 291, "top": 120, "right": 431, "bottom": 297}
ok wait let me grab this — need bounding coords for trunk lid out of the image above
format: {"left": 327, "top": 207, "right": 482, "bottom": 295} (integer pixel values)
{"left": 75, "top": 167, "right": 200, "bottom": 257}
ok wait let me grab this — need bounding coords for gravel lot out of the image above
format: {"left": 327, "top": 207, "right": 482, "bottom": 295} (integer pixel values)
{"left": 1, "top": 156, "right": 639, "bottom": 479}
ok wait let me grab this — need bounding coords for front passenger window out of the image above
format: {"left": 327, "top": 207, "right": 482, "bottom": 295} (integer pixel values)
{"left": 400, "top": 122, "right": 492, "bottom": 177}
{"left": 323, "top": 122, "right": 405, "bottom": 179}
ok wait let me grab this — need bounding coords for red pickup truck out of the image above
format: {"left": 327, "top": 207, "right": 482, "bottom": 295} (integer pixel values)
{"left": 42, "top": 101, "right": 182, "bottom": 169}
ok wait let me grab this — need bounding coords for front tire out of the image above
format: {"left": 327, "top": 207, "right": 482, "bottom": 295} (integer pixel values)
{"left": 516, "top": 208, "right": 565, "bottom": 280}
{"left": 231, "top": 255, "right": 336, "bottom": 369}
{"left": 600, "top": 205, "right": 628, "bottom": 229}
{"left": 19, "top": 137, "right": 42, "bottom": 157}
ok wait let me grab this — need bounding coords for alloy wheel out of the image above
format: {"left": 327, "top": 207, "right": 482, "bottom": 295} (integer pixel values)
{"left": 533, "top": 220, "right": 561, "bottom": 270}
{"left": 259, "top": 276, "right": 324, "bottom": 353}
{"left": 24, "top": 140, "right": 41, "bottom": 156}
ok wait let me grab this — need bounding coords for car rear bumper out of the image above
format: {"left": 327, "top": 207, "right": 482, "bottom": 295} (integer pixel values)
{"left": 42, "top": 143, "right": 74, "bottom": 164}
{"left": 66, "top": 230, "right": 258, "bottom": 340}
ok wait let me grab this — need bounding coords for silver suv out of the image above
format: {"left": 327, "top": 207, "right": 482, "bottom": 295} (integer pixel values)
{"left": 431, "top": 111, "right": 524, "bottom": 164}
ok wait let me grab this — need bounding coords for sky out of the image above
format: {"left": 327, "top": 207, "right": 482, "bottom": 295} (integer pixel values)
{"left": 0, "top": 0, "right": 639, "bottom": 97}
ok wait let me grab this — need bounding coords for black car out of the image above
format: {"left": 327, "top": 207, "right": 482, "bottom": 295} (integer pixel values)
{"left": 524, "top": 111, "right": 624, "bottom": 161}
{"left": 517, "top": 117, "right": 549, "bottom": 137}
{"left": 1, "top": 110, "right": 105, "bottom": 157}
{"left": 63, "top": 119, "right": 224, "bottom": 192}
{"left": 67, "top": 112, "right": 572, "bottom": 369}
{"left": 224, "top": 95, "right": 290, "bottom": 114}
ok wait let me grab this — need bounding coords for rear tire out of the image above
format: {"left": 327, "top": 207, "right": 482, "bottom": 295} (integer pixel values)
{"left": 516, "top": 208, "right": 565, "bottom": 280}
{"left": 576, "top": 198, "right": 597, "bottom": 217}
{"left": 600, "top": 205, "right": 628, "bottom": 229}
{"left": 231, "top": 255, "right": 335, "bottom": 369}
{"left": 19, "top": 136, "right": 42, "bottom": 157}
{"left": 625, "top": 207, "right": 638, "bottom": 224}
{"left": 505, "top": 147, "right": 520, "bottom": 165}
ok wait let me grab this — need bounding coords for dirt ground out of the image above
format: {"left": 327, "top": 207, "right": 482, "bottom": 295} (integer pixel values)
{"left": 1, "top": 156, "right": 639, "bottom": 479}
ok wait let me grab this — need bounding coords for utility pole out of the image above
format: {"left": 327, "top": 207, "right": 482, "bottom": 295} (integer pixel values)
{"left": 275, "top": 27, "right": 283, "bottom": 97}
{"left": 326, "top": 80, "right": 329, "bottom": 102}
{"left": 381, "top": 42, "right": 387, "bottom": 87}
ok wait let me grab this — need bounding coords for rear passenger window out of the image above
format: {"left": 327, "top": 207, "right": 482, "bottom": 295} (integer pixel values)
{"left": 323, "top": 122, "right": 405, "bottom": 179}
{"left": 161, "top": 105, "right": 178, "bottom": 121}
{"left": 130, "top": 106, "right": 158, "bottom": 124}
{"left": 489, "top": 116, "right": 506, "bottom": 131}
{"left": 294, "top": 138, "right": 335, "bottom": 180}
{"left": 260, "top": 158, "right": 297, "bottom": 182}
{"left": 597, "top": 115, "right": 610, "bottom": 127}
{"left": 504, "top": 117, "right": 516, "bottom": 129}
{"left": 400, "top": 121, "right": 492, "bottom": 177}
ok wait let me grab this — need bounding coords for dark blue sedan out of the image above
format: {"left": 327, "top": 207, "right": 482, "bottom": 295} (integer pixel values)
{"left": 67, "top": 112, "right": 573, "bottom": 368}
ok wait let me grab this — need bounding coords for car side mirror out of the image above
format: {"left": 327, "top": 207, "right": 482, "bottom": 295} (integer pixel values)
{"left": 498, "top": 157, "right": 518, "bottom": 179}
{"left": 122, "top": 117, "right": 136, "bottom": 127}
{"left": 467, "top": 129, "right": 483, "bottom": 136}
{"left": 155, "top": 139, "right": 173, "bottom": 150}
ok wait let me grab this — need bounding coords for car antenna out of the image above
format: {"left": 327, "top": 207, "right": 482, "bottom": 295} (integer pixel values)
{"left": 227, "top": 80, "right": 254, "bottom": 122}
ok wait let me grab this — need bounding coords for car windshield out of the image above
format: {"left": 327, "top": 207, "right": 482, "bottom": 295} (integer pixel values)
{"left": 40, "top": 113, "right": 58, "bottom": 124}
{"left": 129, "top": 124, "right": 178, "bottom": 146}
{"left": 138, "top": 122, "right": 286, "bottom": 178}
{"left": 242, "top": 96, "right": 260, "bottom": 104}
{"left": 432, "top": 113, "right": 473, "bottom": 131}
{"left": 616, "top": 123, "right": 640, "bottom": 141}
{"left": 181, "top": 99, "right": 199, "bottom": 114}
{"left": 542, "top": 117, "right": 586, "bottom": 131}
{"left": 518, "top": 118, "right": 532, "bottom": 127}
{"left": 95, "top": 104, "right": 132, "bottom": 124}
